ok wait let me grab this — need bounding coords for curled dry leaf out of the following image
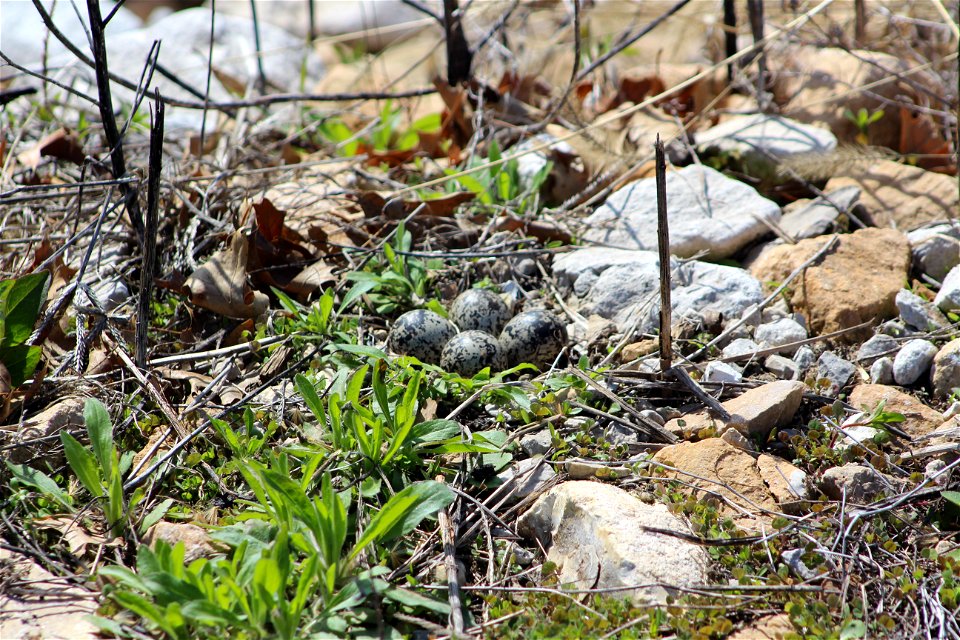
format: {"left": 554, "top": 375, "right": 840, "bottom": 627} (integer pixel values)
{"left": 17, "top": 127, "right": 85, "bottom": 170}
{"left": 183, "top": 231, "right": 269, "bottom": 319}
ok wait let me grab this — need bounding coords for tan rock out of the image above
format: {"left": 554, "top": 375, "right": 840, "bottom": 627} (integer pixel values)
{"left": 819, "top": 464, "right": 901, "bottom": 503}
{"left": 0, "top": 548, "right": 98, "bottom": 640}
{"left": 2, "top": 396, "right": 86, "bottom": 464}
{"left": 749, "top": 228, "right": 910, "bottom": 341}
{"left": 144, "top": 522, "right": 218, "bottom": 564}
{"left": 826, "top": 161, "right": 959, "bottom": 230}
{"left": 728, "top": 613, "right": 795, "bottom": 640}
{"left": 652, "top": 438, "right": 780, "bottom": 529}
{"left": 757, "top": 454, "right": 808, "bottom": 514}
{"left": 931, "top": 339, "right": 960, "bottom": 399}
{"left": 848, "top": 384, "right": 943, "bottom": 438}
{"left": 665, "top": 380, "right": 805, "bottom": 440}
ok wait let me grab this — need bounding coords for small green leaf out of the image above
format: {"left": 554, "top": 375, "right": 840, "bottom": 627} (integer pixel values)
{"left": 83, "top": 398, "right": 114, "bottom": 474}
{"left": 350, "top": 481, "right": 453, "bottom": 559}
{"left": 942, "top": 491, "right": 960, "bottom": 508}
{"left": 0, "top": 272, "right": 48, "bottom": 347}
{"left": 61, "top": 432, "right": 103, "bottom": 497}
{"left": 139, "top": 498, "right": 174, "bottom": 534}
{"left": 840, "top": 619, "right": 867, "bottom": 640}
{"left": 4, "top": 460, "right": 72, "bottom": 509}
{"left": 0, "top": 344, "right": 42, "bottom": 387}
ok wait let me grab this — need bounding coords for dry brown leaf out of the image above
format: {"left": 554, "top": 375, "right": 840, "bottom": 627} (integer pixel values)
{"left": 17, "top": 128, "right": 84, "bottom": 169}
{"left": 285, "top": 260, "right": 336, "bottom": 299}
{"left": 184, "top": 231, "right": 268, "bottom": 319}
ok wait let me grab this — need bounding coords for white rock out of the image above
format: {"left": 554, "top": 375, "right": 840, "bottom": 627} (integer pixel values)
{"left": 934, "top": 265, "right": 960, "bottom": 312}
{"left": 519, "top": 431, "right": 553, "bottom": 457}
{"left": 0, "top": 1, "right": 142, "bottom": 80}
{"left": 553, "top": 248, "right": 763, "bottom": 333}
{"left": 870, "top": 357, "right": 895, "bottom": 385}
{"left": 908, "top": 224, "right": 960, "bottom": 280}
{"left": 893, "top": 339, "right": 938, "bottom": 386}
{"left": 722, "top": 338, "right": 761, "bottom": 359}
{"left": 896, "top": 289, "right": 947, "bottom": 331}
{"left": 856, "top": 334, "right": 898, "bottom": 363}
{"left": 582, "top": 165, "right": 781, "bottom": 259}
{"left": 754, "top": 317, "right": 808, "bottom": 354}
{"left": 817, "top": 351, "right": 856, "bottom": 395}
{"left": 703, "top": 361, "right": 743, "bottom": 383}
{"left": 835, "top": 425, "right": 882, "bottom": 451}
{"left": 517, "top": 482, "right": 710, "bottom": 604}
{"left": 696, "top": 114, "right": 837, "bottom": 159}
{"left": 820, "top": 464, "right": 892, "bottom": 502}
{"left": 765, "top": 354, "right": 799, "bottom": 380}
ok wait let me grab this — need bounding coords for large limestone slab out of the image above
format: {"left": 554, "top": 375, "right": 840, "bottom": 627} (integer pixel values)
{"left": 582, "top": 165, "right": 781, "bottom": 259}
{"left": 554, "top": 247, "right": 763, "bottom": 333}
{"left": 749, "top": 228, "right": 910, "bottom": 341}
{"left": 517, "top": 481, "right": 710, "bottom": 604}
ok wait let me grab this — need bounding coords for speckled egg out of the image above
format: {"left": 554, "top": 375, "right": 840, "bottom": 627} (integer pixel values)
{"left": 387, "top": 309, "right": 458, "bottom": 364}
{"left": 449, "top": 289, "right": 511, "bottom": 335}
{"left": 440, "top": 331, "right": 505, "bottom": 376}
{"left": 499, "top": 310, "right": 568, "bottom": 368}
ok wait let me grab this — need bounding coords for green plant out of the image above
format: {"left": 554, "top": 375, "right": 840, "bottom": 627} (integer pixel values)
{"left": 318, "top": 102, "right": 441, "bottom": 157}
{"left": 61, "top": 398, "right": 134, "bottom": 536}
{"left": 447, "top": 139, "right": 552, "bottom": 214}
{"left": 0, "top": 272, "right": 49, "bottom": 387}
{"left": 341, "top": 223, "right": 438, "bottom": 314}
{"left": 843, "top": 107, "right": 884, "bottom": 144}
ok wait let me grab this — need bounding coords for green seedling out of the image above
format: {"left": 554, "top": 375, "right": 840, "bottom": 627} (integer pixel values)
{"left": 0, "top": 272, "right": 49, "bottom": 387}
{"left": 843, "top": 107, "right": 884, "bottom": 145}
{"left": 60, "top": 398, "right": 134, "bottom": 537}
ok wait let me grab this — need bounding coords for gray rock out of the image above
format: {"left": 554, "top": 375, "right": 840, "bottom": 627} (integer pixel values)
{"left": 896, "top": 289, "right": 947, "bottom": 331}
{"left": 696, "top": 114, "right": 837, "bottom": 160}
{"left": 870, "top": 357, "right": 895, "bottom": 385}
{"left": 1, "top": 1, "right": 142, "bottom": 81}
{"left": 592, "top": 423, "right": 639, "bottom": 447}
{"left": 519, "top": 431, "right": 553, "bottom": 457}
{"left": 754, "top": 317, "right": 808, "bottom": 355}
{"left": 931, "top": 339, "right": 960, "bottom": 398}
{"left": 893, "top": 339, "right": 938, "bottom": 386}
{"left": 817, "top": 351, "right": 857, "bottom": 395}
{"left": 553, "top": 248, "right": 763, "bottom": 334}
{"left": 793, "top": 346, "right": 816, "bottom": 372}
{"left": 723, "top": 338, "right": 761, "bottom": 359}
{"left": 720, "top": 428, "right": 755, "bottom": 451}
{"left": 497, "top": 457, "right": 557, "bottom": 501}
{"left": 781, "top": 548, "right": 818, "bottom": 580}
{"left": 582, "top": 165, "right": 781, "bottom": 259}
{"left": 640, "top": 409, "right": 666, "bottom": 426}
{"left": 934, "top": 265, "right": 960, "bottom": 312}
{"left": 703, "top": 361, "right": 743, "bottom": 383}
{"left": 517, "top": 482, "right": 710, "bottom": 604}
{"left": 765, "top": 354, "right": 799, "bottom": 380}
{"left": 820, "top": 464, "right": 894, "bottom": 502}
{"left": 778, "top": 185, "right": 861, "bottom": 240}
{"left": 908, "top": 224, "right": 960, "bottom": 280}
{"left": 857, "top": 334, "right": 899, "bottom": 363}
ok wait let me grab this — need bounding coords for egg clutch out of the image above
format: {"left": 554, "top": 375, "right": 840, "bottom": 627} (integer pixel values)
{"left": 386, "top": 289, "right": 568, "bottom": 376}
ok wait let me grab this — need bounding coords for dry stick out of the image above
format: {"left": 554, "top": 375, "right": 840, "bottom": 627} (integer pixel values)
{"left": 655, "top": 135, "right": 672, "bottom": 375}
{"left": 669, "top": 365, "right": 731, "bottom": 421}
{"left": 745, "top": 0, "right": 767, "bottom": 111}
{"left": 854, "top": 0, "right": 866, "bottom": 45}
{"left": 248, "top": 0, "right": 268, "bottom": 94}
{"left": 86, "top": 0, "right": 143, "bottom": 240}
{"left": 436, "top": 476, "right": 465, "bottom": 636}
{"left": 687, "top": 234, "right": 840, "bottom": 363}
{"left": 443, "top": 0, "right": 472, "bottom": 85}
{"left": 568, "top": 367, "right": 677, "bottom": 443}
{"left": 137, "top": 91, "right": 163, "bottom": 368}
{"left": 722, "top": 0, "right": 737, "bottom": 84}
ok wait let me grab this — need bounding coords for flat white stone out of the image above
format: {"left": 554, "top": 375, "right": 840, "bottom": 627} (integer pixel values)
{"left": 696, "top": 113, "right": 837, "bottom": 159}
{"left": 582, "top": 165, "right": 781, "bottom": 259}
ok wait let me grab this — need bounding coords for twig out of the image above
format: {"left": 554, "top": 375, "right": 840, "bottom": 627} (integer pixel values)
{"left": 443, "top": 0, "right": 472, "bottom": 84}
{"left": 723, "top": 0, "right": 737, "bottom": 83}
{"left": 437, "top": 476, "right": 465, "bottom": 635}
{"left": 668, "top": 365, "right": 730, "bottom": 421}
{"left": 136, "top": 91, "right": 163, "bottom": 368}
{"left": 570, "top": 367, "right": 678, "bottom": 443}
{"left": 85, "top": 0, "right": 143, "bottom": 240}
{"left": 655, "top": 135, "right": 673, "bottom": 375}
{"left": 248, "top": 0, "right": 268, "bottom": 94}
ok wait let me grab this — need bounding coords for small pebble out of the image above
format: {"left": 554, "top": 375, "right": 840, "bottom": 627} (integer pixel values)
{"left": 703, "top": 361, "right": 743, "bottom": 383}
{"left": 857, "top": 334, "right": 898, "bottom": 363}
{"left": 893, "top": 338, "right": 937, "bottom": 386}
{"left": 870, "top": 357, "right": 895, "bottom": 385}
